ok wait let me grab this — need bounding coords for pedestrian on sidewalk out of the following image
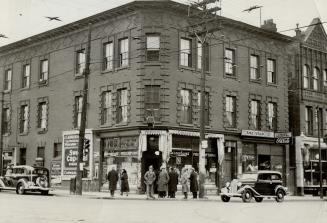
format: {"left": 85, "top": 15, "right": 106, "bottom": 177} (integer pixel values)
{"left": 189, "top": 168, "right": 199, "bottom": 199}
{"left": 144, "top": 165, "right": 156, "bottom": 199}
{"left": 181, "top": 168, "right": 189, "bottom": 199}
{"left": 168, "top": 167, "right": 179, "bottom": 198}
{"left": 107, "top": 166, "right": 119, "bottom": 197}
{"left": 120, "top": 169, "right": 129, "bottom": 196}
{"left": 157, "top": 165, "right": 169, "bottom": 198}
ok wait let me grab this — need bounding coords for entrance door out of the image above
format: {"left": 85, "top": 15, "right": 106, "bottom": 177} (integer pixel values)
{"left": 141, "top": 150, "right": 162, "bottom": 193}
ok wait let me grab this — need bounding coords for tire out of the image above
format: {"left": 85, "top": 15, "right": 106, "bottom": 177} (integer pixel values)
{"left": 275, "top": 189, "right": 285, "bottom": 202}
{"left": 221, "top": 195, "right": 231, "bottom": 202}
{"left": 41, "top": 191, "right": 49, "bottom": 195}
{"left": 255, "top": 197, "right": 263, "bottom": 202}
{"left": 16, "top": 183, "right": 25, "bottom": 195}
{"left": 242, "top": 189, "right": 252, "bottom": 203}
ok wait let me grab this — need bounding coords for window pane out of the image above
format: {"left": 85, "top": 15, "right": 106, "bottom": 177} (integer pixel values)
{"left": 147, "top": 36, "right": 160, "bottom": 49}
{"left": 225, "top": 49, "right": 235, "bottom": 75}
{"left": 103, "top": 42, "right": 113, "bottom": 70}
{"left": 180, "top": 38, "right": 191, "bottom": 67}
{"left": 119, "top": 38, "right": 129, "bottom": 67}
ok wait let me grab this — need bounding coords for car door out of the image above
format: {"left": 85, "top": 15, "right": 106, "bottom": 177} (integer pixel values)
{"left": 270, "top": 173, "right": 282, "bottom": 195}
{"left": 255, "top": 173, "right": 271, "bottom": 195}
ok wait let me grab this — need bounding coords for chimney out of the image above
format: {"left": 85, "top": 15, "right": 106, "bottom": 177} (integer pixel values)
{"left": 295, "top": 23, "right": 302, "bottom": 38}
{"left": 261, "top": 19, "right": 277, "bottom": 32}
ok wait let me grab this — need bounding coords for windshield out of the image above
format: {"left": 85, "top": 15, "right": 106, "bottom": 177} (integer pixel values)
{"left": 239, "top": 173, "right": 258, "bottom": 181}
{"left": 32, "top": 168, "right": 49, "bottom": 175}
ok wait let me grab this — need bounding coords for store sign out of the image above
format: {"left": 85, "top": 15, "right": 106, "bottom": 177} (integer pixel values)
{"left": 51, "top": 160, "right": 62, "bottom": 176}
{"left": 170, "top": 151, "right": 190, "bottom": 157}
{"left": 275, "top": 137, "right": 291, "bottom": 144}
{"left": 241, "top": 130, "right": 274, "bottom": 138}
{"left": 274, "top": 132, "right": 292, "bottom": 138}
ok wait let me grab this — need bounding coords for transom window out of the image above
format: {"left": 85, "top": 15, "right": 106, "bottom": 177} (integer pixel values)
{"left": 118, "top": 38, "right": 129, "bottom": 67}
{"left": 103, "top": 42, "right": 113, "bottom": 70}
{"left": 250, "top": 55, "right": 260, "bottom": 80}
{"left": 76, "top": 49, "right": 85, "bottom": 75}
{"left": 146, "top": 35, "right": 160, "bottom": 61}
{"left": 225, "top": 49, "right": 235, "bottom": 76}
{"left": 180, "top": 89, "right": 192, "bottom": 124}
{"left": 225, "top": 96, "right": 236, "bottom": 127}
{"left": 4, "top": 69, "right": 12, "bottom": 91}
{"left": 22, "top": 64, "right": 30, "bottom": 88}
{"left": 117, "top": 89, "right": 128, "bottom": 123}
{"left": 180, "top": 38, "right": 192, "bottom": 67}
{"left": 267, "top": 59, "right": 276, "bottom": 84}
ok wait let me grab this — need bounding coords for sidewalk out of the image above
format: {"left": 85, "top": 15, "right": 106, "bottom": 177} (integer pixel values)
{"left": 52, "top": 189, "right": 326, "bottom": 202}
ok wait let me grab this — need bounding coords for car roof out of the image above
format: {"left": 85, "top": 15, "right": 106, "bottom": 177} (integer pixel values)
{"left": 12, "top": 165, "right": 48, "bottom": 170}
{"left": 257, "top": 170, "right": 282, "bottom": 175}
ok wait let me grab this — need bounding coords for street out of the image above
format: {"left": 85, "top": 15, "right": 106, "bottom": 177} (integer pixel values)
{"left": 0, "top": 191, "right": 327, "bottom": 223}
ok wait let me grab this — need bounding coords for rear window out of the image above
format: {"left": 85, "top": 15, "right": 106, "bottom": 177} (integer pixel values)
{"left": 271, "top": 174, "right": 281, "bottom": 180}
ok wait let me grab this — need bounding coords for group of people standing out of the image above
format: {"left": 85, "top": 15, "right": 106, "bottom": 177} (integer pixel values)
{"left": 107, "top": 167, "right": 129, "bottom": 197}
{"left": 144, "top": 165, "right": 199, "bottom": 200}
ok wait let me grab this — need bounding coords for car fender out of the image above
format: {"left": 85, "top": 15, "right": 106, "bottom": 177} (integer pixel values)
{"left": 274, "top": 185, "right": 287, "bottom": 195}
{"left": 239, "top": 185, "right": 261, "bottom": 196}
{"left": 0, "top": 177, "right": 5, "bottom": 188}
{"left": 17, "top": 178, "right": 29, "bottom": 189}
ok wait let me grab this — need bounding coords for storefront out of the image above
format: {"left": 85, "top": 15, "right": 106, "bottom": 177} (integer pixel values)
{"left": 1, "top": 149, "right": 15, "bottom": 175}
{"left": 295, "top": 133, "right": 327, "bottom": 195}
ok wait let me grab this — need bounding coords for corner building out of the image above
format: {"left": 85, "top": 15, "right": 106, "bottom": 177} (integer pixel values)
{"left": 0, "top": 0, "right": 292, "bottom": 192}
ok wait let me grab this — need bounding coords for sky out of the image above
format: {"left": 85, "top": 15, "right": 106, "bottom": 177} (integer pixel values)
{"left": 0, "top": 0, "right": 327, "bottom": 47}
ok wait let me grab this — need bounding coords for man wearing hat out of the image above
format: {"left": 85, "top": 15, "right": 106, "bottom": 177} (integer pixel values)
{"left": 144, "top": 165, "right": 156, "bottom": 199}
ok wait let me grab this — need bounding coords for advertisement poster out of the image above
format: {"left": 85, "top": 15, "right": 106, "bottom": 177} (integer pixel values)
{"left": 61, "top": 130, "right": 93, "bottom": 179}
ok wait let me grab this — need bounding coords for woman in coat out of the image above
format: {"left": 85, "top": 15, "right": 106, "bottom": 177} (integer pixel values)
{"left": 168, "top": 167, "right": 179, "bottom": 198}
{"left": 120, "top": 169, "right": 129, "bottom": 196}
{"left": 189, "top": 168, "right": 199, "bottom": 199}
{"left": 157, "top": 166, "right": 169, "bottom": 198}
{"left": 180, "top": 168, "right": 190, "bottom": 199}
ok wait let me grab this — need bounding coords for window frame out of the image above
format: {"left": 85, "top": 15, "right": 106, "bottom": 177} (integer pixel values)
{"left": 22, "top": 64, "right": 30, "bottom": 88}
{"left": 323, "top": 69, "right": 327, "bottom": 87}
{"left": 116, "top": 89, "right": 128, "bottom": 124}
{"left": 101, "top": 91, "right": 112, "bottom": 125}
{"left": 250, "top": 100, "right": 261, "bottom": 130}
{"left": 224, "top": 48, "right": 236, "bottom": 76}
{"left": 197, "top": 92, "right": 209, "bottom": 126}
{"left": 313, "top": 67, "right": 319, "bottom": 90}
{"left": 267, "top": 58, "right": 276, "bottom": 84}
{"left": 103, "top": 42, "right": 114, "bottom": 71}
{"left": 180, "top": 38, "right": 192, "bottom": 67}
{"left": 267, "top": 102, "right": 277, "bottom": 131}
{"left": 118, "top": 37, "right": 129, "bottom": 68}
{"left": 37, "top": 101, "right": 48, "bottom": 130}
{"left": 146, "top": 35, "right": 160, "bottom": 62}
{"left": 40, "top": 59, "right": 49, "bottom": 83}
{"left": 53, "top": 143, "right": 62, "bottom": 158}
{"left": 20, "top": 104, "right": 29, "bottom": 134}
{"left": 76, "top": 49, "right": 86, "bottom": 75}
{"left": 37, "top": 146, "right": 45, "bottom": 159}
{"left": 303, "top": 65, "right": 310, "bottom": 89}
{"left": 144, "top": 85, "right": 161, "bottom": 121}
{"left": 305, "top": 106, "right": 313, "bottom": 136}
{"left": 250, "top": 55, "right": 260, "bottom": 80}
{"left": 2, "top": 107, "right": 10, "bottom": 135}
{"left": 4, "top": 68, "right": 12, "bottom": 92}
{"left": 74, "top": 96, "right": 83, "bottom": 128}
{"left": 225, "top": 96, "right": 236, "bottom": 128}
{"left": 180, "top": 89, "right": 192, "bottom": 124}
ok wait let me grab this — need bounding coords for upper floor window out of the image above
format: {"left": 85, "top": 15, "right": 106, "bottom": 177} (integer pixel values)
{"left": 74, "top": 96, "right": 83, "bottom": 128}
{"left": 323, "top": 69, "right": 327, "bottom": 87}
{"left": 305, "top": 106, "right": 313, "bottom": 136}
{"left": 2, "top": 107, "right": 10, "bottom": 134}
{"left": 4, "top": 69, "right": 12, "bottom": 91}
{"left": 20, "top": 104, "right": 29, "bottom": 134}
{"left": 76, "top": 49, "right": 85, "bottom": 75}
{"left": 180, "top": 38, "right": 192, "bottom": 67}
{"left": 144, "top": 85, "right": 160, "bottom": 121}
{"left": 22, "top": 64, "right": 30, "bottom": 88}
{"left": 118, "top": 38, "right": 129, "bottom": 67}
{"left": 40, "top": 59, "right": 48, "bottom": 82}
{"left": 225, "top": 48, "right": 235, "bottom": 76}
{"left": 225, "top": 96, "right": 236, "bottom": 128}
{"left": 146, "top": 35, "right": 160, "bottom": 61}
{"left": 103, "top": 42, "right": 113, "bottom": 71}
{"left": 37, "top": 102, "right": 48, "bottom": 129}
{"left": 250, "top": 55, "right": 260, "bottom": 80}
{"left": 180, "top": 89, "right": 192, "bottom": 124}
{"left": 197, "top": 92, "right": 209, "bottom": 125}
{"left": 267, "top": 102, "right": 277, "bottom": 131}
{"left": 117, "top": 89, "right": 128, "bottom": 123}
{"left": 250, "top": 100, "right": 260, "bottom": 130}
{"left": 101, "top": 91, "right": 112, "bottom": 125}
{"left": 53, "top": 143, "right": 62, "bottom": 158}
{"left": 267, "top": 59, "right": 276, "bottom": 84}
{"left": 313, "top": 67, "right": 319, "bottom": 90}
{"left": 37, "top": 146, "right": 45, "bottom": 160}
{"left": 303, "top": 65, "right": 309, "bottom": 89}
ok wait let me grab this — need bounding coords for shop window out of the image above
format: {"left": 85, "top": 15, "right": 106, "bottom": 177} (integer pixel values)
{"left": 20, "top": 148, "right": 26, "bottom": 165}
{"left": 180, "top": 89, "right": 192, "bottom": 124}
{"left": 19, "top": 104, "right": 29, "bottom": 134}
{"left": 250, "top": 100, "right": 261, "bottom": 130}
{"left": 250, "top": 55, "right": 260, "bottom": 80}
{"left": 144, "top": 85, "right": 160, "bottom": 121}
{"left": 101, "top": 91, "right": 112, "bottom": 125}
{"left": 37, "top": 101, "right": 48, "bottom": 130}
{"left": 305, "top": 106, "right": 313, "bottom": 136}
{"left": 267, "top": 59, "right": 276, "bottom": 84}
{"left": 224, "top": 48, "right": 235, "bottom": 76}
{"left": 303, "top": 65, "right": 309, "bottom": 89}
{"left": 303, "top": 149, "right": 327, "bottom": 186}
{"left": 242, "top": 143, "right": 257, "bottom": 173}
{"left": 118, "top": 37, "right": 129, "bottom": 67}
{"left": 225, "top": 96, "right": 236, "bottom": 128}
{"left": 76, "top": 49, "right": 85, "bottom": 75}
{"left": 40, "top": 59, "right": 48, "bottom": 83}
{"left": 197, "top": 92, "right": 209, "bottom": 125}
{"left": 103, "top": 42, "right": 114, "bottom": 70}
{"left": 180, "top": 38, "right": 192, "bottom": 67}
{"left": 2, "top": 107, "right": 10, "bottom": 134}
{"left": 4, "top": 68, "right": 12, "bottom": 92}
{"left": 258, "top": 155, "right": 271, "bottom": 170}
{"left": 22, "top": 64, "right": 30, "bottom": 88}
{"left": 267, "top": 102, "right": 277, "bottom": 131}
{"left": 74, "top": 96, "right": 83, "bottom": 128}
{"left": 146, "top": 35, "right": 160, "bottom": 61}
{"left": 313, "top": 67, "right": 319, "bottom": 90}
{"left": 117, "top": 89, "right": 128, "bottom": 123}
{"left": 53, "top": 143, "right": 62, "bottom": 158}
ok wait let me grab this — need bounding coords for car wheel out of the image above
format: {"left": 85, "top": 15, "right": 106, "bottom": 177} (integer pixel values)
{"left": 221, "top": 195, "right": 231, "bottom": 202}
{"left": 275, "top": 189, "right": 285, "bottom": 202}
{"left": 255, "top": 197, "right": 263, "bottom": 202}
{"left": 41, "top": 191, "right": 49, "bottom": 195}
{"left": 16, "top": 183, "right": 25, "bottom": 195}
{"left": 242, "top": 189, "right": 252, "bottom": 203}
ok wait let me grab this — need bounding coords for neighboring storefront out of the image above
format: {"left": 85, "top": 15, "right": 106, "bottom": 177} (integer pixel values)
{"left": 295, "top": 133, "right": 327, "bottom": 195}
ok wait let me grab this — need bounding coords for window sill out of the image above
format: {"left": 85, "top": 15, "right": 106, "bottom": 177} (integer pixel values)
{"left": 249, "top": 79, "right": 262, "bottom": 84}
{"left": 115, "top": 122, "right": 128, "bottom": 127}
{"left": 144, "top": 62, "right": 161, "bottom": 66}
{"left": 37, "top": 128, "right": 48, "bottom": 134}
{"left": 224, "top": 127, "right": 238, "bottom": 131}
{"left": 38, "top": 80, "right": 48, "bottom": 86}
{"left": 224, "top": 74, "right": 238, "bottom": 80}
{"left": 99, "top": 124, "right": 113, "bottom": 128}
{"left": 3, "top": 90, "right": 11, "bottom": 94}
{"left": 116, "top": 66, "right": 130, "bottom": 71}
{"left": 19, "top": 132, "right": 29, "bottom": 136}
{"left": 2, "top": 133, "right": 10, "bottom": 137}
{"left": 74, "top": 74, "right": 84, "bottom": 79}
{"left": 20, "top": 87, "right": 30, "bottom": 92}
{"left": 179, "top": 66, "right": 195, "bottom": 72}
{"left": 179, "top": 123, "right": 194, "bottom": 127}
{"left": 267, "top": 82, "right": 278, "bottom": 87}
{"left": 101, "top": 69, "right": 114, "bottom": 75}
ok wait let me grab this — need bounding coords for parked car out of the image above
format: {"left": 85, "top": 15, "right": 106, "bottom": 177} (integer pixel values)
{"left": 220, "top": 171, "right": 287, "bottom": 203}
{"left": 0, "top": 165, "right": 50, "bottom": 195}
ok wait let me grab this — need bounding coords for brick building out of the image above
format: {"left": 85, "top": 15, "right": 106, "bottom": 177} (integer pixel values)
{"left": 0, "top": 0, "right": 292, "bottom": 192}
{"left": 288, "top": 18, "right": 327, "bottom": 195}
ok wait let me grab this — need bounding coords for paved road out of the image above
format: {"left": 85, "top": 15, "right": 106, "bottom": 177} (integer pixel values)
{"left": 0, "top": 191, "right": 327, "bottom": 223}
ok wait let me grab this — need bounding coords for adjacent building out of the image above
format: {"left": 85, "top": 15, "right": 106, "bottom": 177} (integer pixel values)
{"left": 0, "top": 0, "right": 292, "bottom": 192}
{"left": 288, "top": 18, "right": 327, "bottom": 195}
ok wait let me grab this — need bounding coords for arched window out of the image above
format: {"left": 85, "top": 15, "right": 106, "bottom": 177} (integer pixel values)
{"left": 313, "top": 67, "right": 319, "bottom": 90}
{"left": 303, "top": 65, "right": 309, "bottom": 89}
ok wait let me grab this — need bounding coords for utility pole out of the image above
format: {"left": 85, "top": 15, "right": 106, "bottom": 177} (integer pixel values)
{"left": 188, "top": 0, "right": 221, "bottom": 199}
{"left": 316, "top": 108, "right": 323, "bottom": 199}
{"left": 75, "top": 23, "right": 92, "bottom": 195}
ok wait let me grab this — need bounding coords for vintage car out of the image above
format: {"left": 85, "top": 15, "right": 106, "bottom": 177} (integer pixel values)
{"left": 0, "top": 165, "right": 50, "bottom": 195}
{"left": 220, "top": 171, "right": 287, "bottom": 203}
